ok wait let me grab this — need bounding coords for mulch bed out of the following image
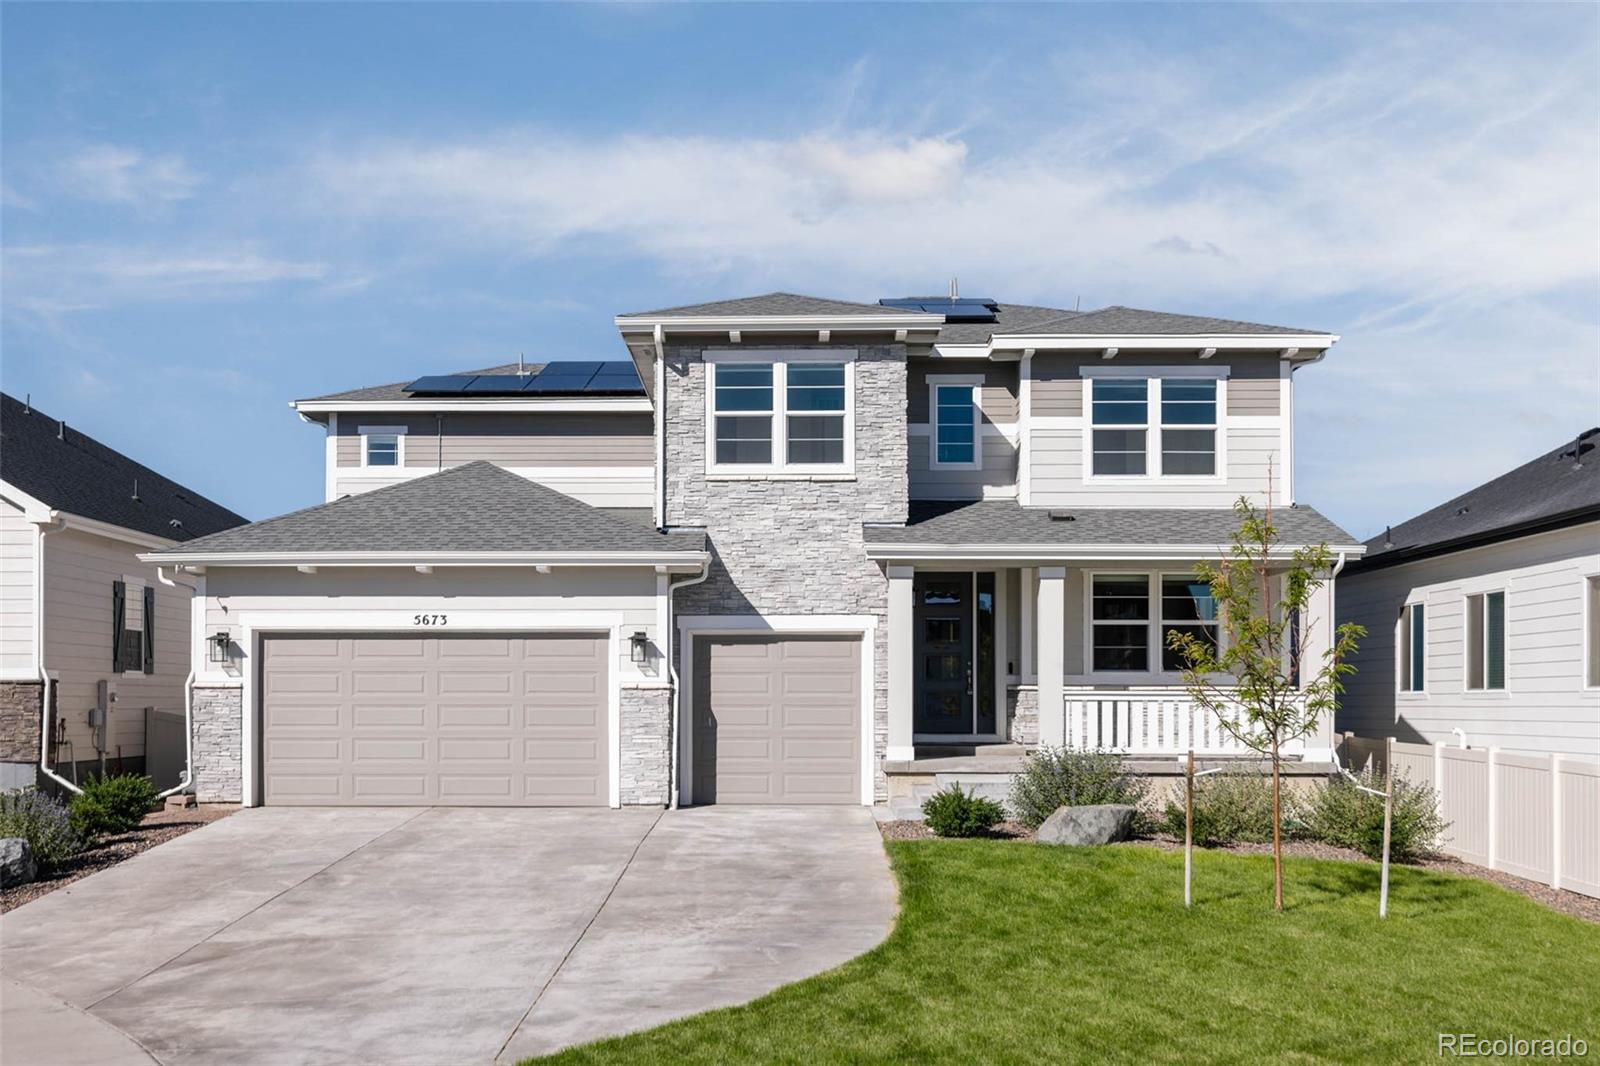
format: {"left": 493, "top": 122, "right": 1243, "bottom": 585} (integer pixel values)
{"left": 2, "top": 804, "right": 237, "bottom": 913}
{"left": 877, "top": 820, "right": 1600, "bottom": 925}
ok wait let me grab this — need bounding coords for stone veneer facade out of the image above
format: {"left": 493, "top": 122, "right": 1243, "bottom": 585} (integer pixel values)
{"left": 619, "top": 686, "right": 671, "bottom": 805}
{"left": 1007, "top": 685, "right": 1039, "bottom": 746}
{"left": 664, "top": 341, "right": 908, "bottom": 801}
{"left": 0, "top": 681, "right": 43, "bottom": 765}
{"left": 193, "top": 685, "right": 243, "bottom": 802}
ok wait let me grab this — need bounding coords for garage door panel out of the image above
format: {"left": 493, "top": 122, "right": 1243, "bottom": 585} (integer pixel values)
{"left": 263, "top": 634, "right": 609, "bottom": 807}
{"left": 694, "top": 635, "right": 860, "bottom": 805}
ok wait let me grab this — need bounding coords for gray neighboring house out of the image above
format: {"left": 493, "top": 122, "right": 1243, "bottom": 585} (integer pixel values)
{"left": 0, "top": 392, "right": 246, "bottom": 790}
{"left": 142, "top": 292, "right": 1364, "bottom": 810}
{"left": 1338, "top": 429, "right": 1600, "bottom": 757}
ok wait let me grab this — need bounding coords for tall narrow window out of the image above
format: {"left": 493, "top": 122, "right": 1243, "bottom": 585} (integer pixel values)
{"left": 1587, "top": 576, "right": 1600, "bottom": 688}
{"left": 933, "top": 384, "right": 977, "bottom": 466}
{"left": 713, "top": 363, "right": 774, "bottom": 465}
{"left": 1092, "top": 574, "right": 1150, "bottom": 671}
{"left": 1399, "top": 602, "right": 1426, "bottom": 692}
{"left": 1091, "top": 379, "right": 1148, "bottom": 475}
{"left": 1160, "top": 379, "right": 1217, "bottom": 475}
{"left": 1160, "top": 575, "right": 1219, "bottom": 671}
{"left": 1466, "top": 591, "right": 1506, "bottom": 691}
{"left": 786, "top": 362, "right": 846, "bottom": 464}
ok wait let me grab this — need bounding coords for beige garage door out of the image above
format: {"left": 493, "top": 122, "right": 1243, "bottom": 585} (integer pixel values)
{"left": 692, "top": 636, "right": 861, "bottom": 804}
{"left": 261, "top": 634, "right": 609, "bottom": 806}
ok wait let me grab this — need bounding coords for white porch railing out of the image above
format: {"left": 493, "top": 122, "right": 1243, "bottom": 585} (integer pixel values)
{"left": 1062, "top": 690, "right": 1298, "bottom": 757}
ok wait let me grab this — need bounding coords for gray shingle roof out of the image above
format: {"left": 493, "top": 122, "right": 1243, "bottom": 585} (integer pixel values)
{"left": 0, "top": 392, "right": 247, "bottom": 541}
{"left": 618, "top": 292, "right": 934, "bottom": 319}
{"left": 999, "top": 305, "right": 1324, "bottom": 337}
{"left": 1352, "top": 428, "right": 1600, "bottom": 569}
{"left": 933, "top": 303, "right": 1080, "bottom": 344}
{"left": 864, "top": 500, "right": 1359, "bottom": 548}
{"left": 149, "top": 462, "right": 703, "bottom": 558}
{"left": 299, "top": 362, "right": 548, "bottom": 404}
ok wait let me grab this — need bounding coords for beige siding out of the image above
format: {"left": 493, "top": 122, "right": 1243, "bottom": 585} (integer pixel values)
{"left": 1338, "top": 523, "right": 1600, "bottom": 757}
{"left": 0, "top": 502, "right": 36, "bottom": 675}
{"left": 334, "top": 413, "right": 652, "bottom": 468}
{"left": 906, "top": 361, "right": 1019, "bottom": 423}
{"left": 41, "top": 527, "right": 192, "bottom": 761}
{"left": 907, "top": 430, "right": 1017, "bottom": 500}
{"left": 1029, "top": 424, "right": 1281, "bottom": 507}
{"left": 1029, "top": 349, "right": 1280, "bottom": 416}
{"left": 330, "top": 468, "right": 652, "bottom": 508}
{"left": 1227, "top": 376, "right": 1280, "bottom": 416}
{"left": 200, "top": 566, "right": 663, "bottom": 690}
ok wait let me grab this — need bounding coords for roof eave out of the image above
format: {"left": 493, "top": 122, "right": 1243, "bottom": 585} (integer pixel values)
{"left": 1346, "top": 505, "right": 1600, "bottom": 575}
{"left": 865, "top": 542, "right": 1367, "bottom": 562}
{"left": 290, "top": 397, "right": 653, "bottom": 414}
{"left": 987, "top": 333, "right": 1338, "bottom": 352}
{"left": 614, "top": 313, "right": 943, "bottom": 332}
{"left": 138, "top": 548, "right": 711, "bottom": 571}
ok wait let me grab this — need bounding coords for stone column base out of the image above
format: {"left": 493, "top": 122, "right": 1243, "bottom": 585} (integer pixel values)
{"left": 193, "top": 686, "right": 243, "bottom": 803}
{"left": 620, "top": 687, "right": 672, "bottom": 806}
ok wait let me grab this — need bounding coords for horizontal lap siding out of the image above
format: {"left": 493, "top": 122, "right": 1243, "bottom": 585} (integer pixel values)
{"left": 330, "top": 471, "right": 652, "bottom": 508}
{"left": 333, "top": 413, "right": 652, "bottom": 468}
{"left": 906, "top": 362, "right": 1019, "bottom": 423}
{"left": 42, "top": 528, "right": 191, "bottom": 760}
{"left": 0, "top": 503, "right": 36, "bottom": 674}
{"left": 908, "top": 432, "right": 1017, "bottom": 500}
{"left": 1337, "top": 523, "right": 1600, "bottom": 757}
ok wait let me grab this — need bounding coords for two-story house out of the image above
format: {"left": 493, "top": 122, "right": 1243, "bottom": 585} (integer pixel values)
{"left": 144, "top": 292, "right": 1363, "bottom": 810}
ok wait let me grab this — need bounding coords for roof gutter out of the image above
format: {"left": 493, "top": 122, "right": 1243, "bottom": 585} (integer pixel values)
{"left": 290, "top": 398, "right": 653, "bottom": 415}
{"left": 864, "top": 542, "right": 1368, "bottom": 563}
{"left": 614, "top": 313, "right": 941, "bottom": 332}
{"left": 137, "top": 549, "right": 711, "bottom": 570}
{"left": 654, "top": 323, "right": 666, "bottom": 531}
{"left": 1344, "top": 505, "right": 1600, "bottom": 575}
{"left": 986, "top": 333, "right": 1338, "bottom": 352}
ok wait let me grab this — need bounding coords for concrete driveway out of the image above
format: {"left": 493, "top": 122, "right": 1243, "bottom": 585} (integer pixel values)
{"left": 0, "top": 805, "right": 896, "bottom": 1066}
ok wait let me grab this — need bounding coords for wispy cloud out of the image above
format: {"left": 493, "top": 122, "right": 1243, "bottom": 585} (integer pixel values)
{"left": 57, "top": 144, "right": 203, "bottom": 206}
{"left": 2, "top": 243, "right": 331, "bottom": 314}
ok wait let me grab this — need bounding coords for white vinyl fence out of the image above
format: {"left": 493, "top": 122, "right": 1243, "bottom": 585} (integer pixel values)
{"left": 1339, "top": 734, "right": 1600, "bottom": 900}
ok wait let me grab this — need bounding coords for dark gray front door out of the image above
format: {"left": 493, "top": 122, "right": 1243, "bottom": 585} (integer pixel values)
{"left": 914, "top": 573, "right": 972, "bottom": 735}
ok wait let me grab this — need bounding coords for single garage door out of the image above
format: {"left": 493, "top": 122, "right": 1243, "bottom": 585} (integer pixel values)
{"left": 261, "top": 634, "right": 608, "bottom": 806}
{"left": 692, "top": 635, "right": 861, "bottom": 804}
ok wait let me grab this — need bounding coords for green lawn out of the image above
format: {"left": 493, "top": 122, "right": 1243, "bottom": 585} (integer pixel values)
{"left": 530, "top": 841, "right": 1600, "bottom": 1065}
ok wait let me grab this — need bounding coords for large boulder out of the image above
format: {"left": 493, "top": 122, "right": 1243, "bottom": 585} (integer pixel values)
{"left": 1036, "top": 804, "right": 1138, "bottom": 846}
{"left": 0, "top": 837, "right": 36, "bottom": 888}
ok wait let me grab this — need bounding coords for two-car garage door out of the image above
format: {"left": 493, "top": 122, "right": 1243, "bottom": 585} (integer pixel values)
{"left": 260, "top": 634, "right": 608, "bottom": 806}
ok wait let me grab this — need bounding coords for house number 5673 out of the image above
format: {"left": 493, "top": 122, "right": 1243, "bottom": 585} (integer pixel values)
{"left": 413, "top": 614, "right": 448, "bottom": 626}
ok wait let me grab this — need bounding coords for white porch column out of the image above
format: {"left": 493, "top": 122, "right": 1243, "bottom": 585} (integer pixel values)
{"left": 886, "top": 564, "right": 915, "bottom": 762}
{"left": 1037, "top": 566, "right": 1066, "bottom": 748}
{"left": 1300, "top": 568, "right": 1338, "bottom": 762}
{"left": 1019, "top": 567, "right": 1036, "bottom": 680}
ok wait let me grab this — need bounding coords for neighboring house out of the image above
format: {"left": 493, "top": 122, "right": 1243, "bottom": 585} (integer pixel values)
{"left": 0, "top": 392, "right": 247, "bottom": 790}
{"left": 143, "top": 292, "right": 1363, "bottom": 810}
{"left": 1338, "top": 429, "right": 1600, "bottom": 757}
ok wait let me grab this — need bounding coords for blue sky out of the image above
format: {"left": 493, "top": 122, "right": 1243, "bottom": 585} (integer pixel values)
{"left": 3, "top": 2, "right": 1596, "bottom": 538}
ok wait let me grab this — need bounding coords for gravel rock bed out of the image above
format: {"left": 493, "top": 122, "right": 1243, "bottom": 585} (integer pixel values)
{"left": 1, "top": 804, "right": 237, "bottom": 913}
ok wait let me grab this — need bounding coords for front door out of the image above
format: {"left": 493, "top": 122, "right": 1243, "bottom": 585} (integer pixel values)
{"left": 913, "top": 572, "right": 999, "bottom": 738}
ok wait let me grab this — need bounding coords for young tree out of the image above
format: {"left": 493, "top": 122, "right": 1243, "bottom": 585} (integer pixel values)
{"left": 1166, "top": 496, "right": 1364, "bottom": 911}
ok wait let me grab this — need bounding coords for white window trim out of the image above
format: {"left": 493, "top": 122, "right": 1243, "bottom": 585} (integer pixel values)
{"left": 1463, "top": 589, "right": 1510, "bottom": 696}
{"left": 703, "top": 350, "right": 856, "bottom": 477}
{"left": 119, "top": 574, "right": 148, "bottom": 677}
{"left": 927, "top": 373, "right": 984, "bottom": 471}
{"left": 359, "top": 425, "right": 407, "bottom": 470}
{"left": 1081, "top": 569, "right": 1225, "bottom": 682}
{"left": 1080, "top": 367, "right": 1229, "bottom": 483}
{"left": 1398, "top": 601, "right": 1427, "bottom": 697}
{"left": 1584, "top": 573, "right": 1600, "bottom": 692}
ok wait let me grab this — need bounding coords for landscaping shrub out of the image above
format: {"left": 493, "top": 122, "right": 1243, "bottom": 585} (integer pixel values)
{"left": 68, "top": 774, "right": 159, "bottom": 841}
{"left": 1302, "top": 769, "right": 1447, "bottom": 861}
{"left": 1160, "top": 771, "right": 1286, "bottom": 845}
{"left": 922, "top": 785, "right": 1005, "bottom": 838}
{"left": 1009, "top": 747, "right": 1148, "bottom": 829}
{"left": 0, "top": 788, "right": 82, "bottom": 871}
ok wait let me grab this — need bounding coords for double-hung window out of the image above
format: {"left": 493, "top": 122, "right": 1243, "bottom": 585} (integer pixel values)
{"left": 707, "top": 353, "right": 852, "bottom": 474}
{"left": 1087, "top": 372, "right": 1222, "bottom": 478}
{"left": 1090, "top": 379, "right": 1148, "bottom": 476}
{"left": 1399, "top": 602, "right": 1426, "bottom": 693}
{"left": 1160, "top": 575, "right": 1220, "bottom": 671}
{"left": 360, "top": 426, "right": 405, "bottom": 468}
{"left": 1091, "top": 574, "right": 1151, "bottom": 672}
{"left": 1465, "top": 591, "right": 1506, "bottom": 691}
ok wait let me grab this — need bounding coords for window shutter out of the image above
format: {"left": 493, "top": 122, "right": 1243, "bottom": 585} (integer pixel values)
{"left": 143, "top": 585, "right": 156, "bottom": 674}
{"left": 112, "top": 580, "right": 127, "bottom": 672}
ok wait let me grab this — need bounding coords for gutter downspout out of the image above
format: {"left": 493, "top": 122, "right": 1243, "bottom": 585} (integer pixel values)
{"left": 34, "top": 515, "right": 80, "bottom": 794}
{"left": 653, "top": 323, "right": 666, "bottom": 531}
{"left": 153, "top": 565, "right": 198, "bottom": 800}
{"left": 664, "top": 560, "right": 710, "bottom": 810}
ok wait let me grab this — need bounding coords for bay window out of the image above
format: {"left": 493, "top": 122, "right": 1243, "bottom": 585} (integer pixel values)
{"left": 707, "top": 352, "right": 853, "bottom": 474}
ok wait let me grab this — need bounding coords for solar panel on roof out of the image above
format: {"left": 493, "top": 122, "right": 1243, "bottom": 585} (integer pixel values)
{"left": 404, "top": 375, "right": 479, "bottom": 394}
{"left": 877, "top": 297, "right": 998, "bottom": 322}
{"left": 462, "top": 375, "right": 534, "bottom": 394}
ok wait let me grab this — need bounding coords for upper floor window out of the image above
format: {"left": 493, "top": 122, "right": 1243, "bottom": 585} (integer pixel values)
{"left": 1587, "top": 576, "right": 1600, "bottom": 688}
{"left": 1086, "top": 371, "right": 1224, "bottom": 479}
{"left": 360, "top": 425, "right": 405, "bottom": 468}
{"left": 929, "top": 375, "right": 981, "bottom": 469}
{"left": 1465, "top": 590, "right": 1506, "bottom": 691}
{"left": 706, "top": 352, "right": 853, "bottom": 475}
{"left": 1399, "top": 602, "right": 1426, "bottom": 693}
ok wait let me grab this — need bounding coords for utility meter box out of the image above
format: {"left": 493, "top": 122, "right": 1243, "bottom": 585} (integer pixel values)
{"left": 90, "top": 679, "right": 117, "bottom": 750}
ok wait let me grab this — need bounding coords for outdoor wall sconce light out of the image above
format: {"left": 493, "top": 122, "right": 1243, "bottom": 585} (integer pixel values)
{"left": 629, "top": 631, "right": 649, "bottom": 663}
{"left": 209, "top": 631, "right": 231, "bottom": 664}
